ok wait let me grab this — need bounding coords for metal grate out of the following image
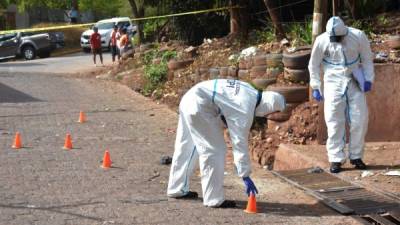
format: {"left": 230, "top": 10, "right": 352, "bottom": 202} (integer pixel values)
{"left": 272, "top": 168, "right": 400, "bottom": 224}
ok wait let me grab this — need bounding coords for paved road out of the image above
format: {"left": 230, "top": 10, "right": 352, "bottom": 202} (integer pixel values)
{"left": 0, "top": 52, "right": 113, "bottom": 75}
{"left": 0, "top": 57, "right": 359, "bottom": 224}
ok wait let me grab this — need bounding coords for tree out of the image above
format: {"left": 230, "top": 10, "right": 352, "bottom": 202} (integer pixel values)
{"left": 127, "top": 0, "right": 145, "bottom": 45}
{"left": 14, "top": 0, "right": 121, "bottom": 19}
{"left": 229, "top": 0, "right": 249, "bottom": 38}
{"left": 79, "top": 0, "right": 122, "bottom": 19}
{"left": 263, "top": 0, "right": 286, "bottom": 40}
{"left": 15, "top": 0, "right": 69, "bottom": 11}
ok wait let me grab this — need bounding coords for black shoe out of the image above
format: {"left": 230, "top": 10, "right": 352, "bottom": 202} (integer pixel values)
{"left": 350, "top": 159, "right": 367, "bottom": 170}
{"left": 330, "top": 162, "right": 342, "bottom": 173}
{"left": 174, "top": 191, "right": 198, "bottom": 199}
{"left": 210, "top": 200, "right": 237, "bottom": 208}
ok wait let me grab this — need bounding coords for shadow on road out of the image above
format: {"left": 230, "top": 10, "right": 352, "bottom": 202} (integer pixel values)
{"left": 0, "top": 82, "right": 41, "bottom": 103}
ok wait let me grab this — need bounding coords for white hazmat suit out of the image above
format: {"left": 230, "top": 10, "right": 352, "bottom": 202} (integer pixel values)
{"left": 308, "top": 17, "right": 375, "bottom": 163}
{"left": 167, "top": 79, "right": 285, "bottom": 207}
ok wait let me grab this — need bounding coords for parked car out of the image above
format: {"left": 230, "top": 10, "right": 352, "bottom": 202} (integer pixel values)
{"left": 80, "top": 17, "right": 136, "bottom": 52}
{"left": 0, "top": 31, "right": 64, "bottom": 60}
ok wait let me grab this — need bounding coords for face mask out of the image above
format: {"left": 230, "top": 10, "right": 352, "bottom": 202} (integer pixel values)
{"left": 330, "top": 36, "right": 344, "bottom": 42}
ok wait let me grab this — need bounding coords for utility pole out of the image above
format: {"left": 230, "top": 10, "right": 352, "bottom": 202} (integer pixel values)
{"left": 311, "top": 0, "right": 329, "bottom": 145}
{"left": 312, "top": 0, "right": 324, "bottom": 44}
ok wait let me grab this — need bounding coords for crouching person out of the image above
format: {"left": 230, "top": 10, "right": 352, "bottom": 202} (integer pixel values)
{"left": 167, "top": 79, "right": 286, "bottom": 208}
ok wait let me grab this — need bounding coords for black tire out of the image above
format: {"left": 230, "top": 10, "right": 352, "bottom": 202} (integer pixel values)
{"left": 266, "top": 67, "right": 282, "bottom": 79}
{"left": 38, "top": 51, "right": 51, "bottom": 58}
{"left": 284, "top": 68, "right": 310, "bottom": 83}
{"left": 250, "top": 65, "right": 267, "bottom": 79}
{"left": 252, "top": 78, "right": 276, "bottom": 90}
{"left": 22, "top": 45, "right": 36, "bottom": 60}
{"left": 387, "top": 35, "right": 400, "bottom": 49}
{"left": 266, "top": 53, "right": 283, "bottom": 67}
{"left": 282, "top": 48, "right": 311, "bottom": 69}
{"left": 253, "top": 55, "right": 267, "bottom": 66}
{"left": 267, "top": 103, "right": 299, "bottom": 122}
{"left": 219, "top": 67, "right": 229, "bottom": 77}
{"left": 209, "top": 68, "right": 219, "bottom": 79}
{"left": 267, "top": 86, "right": 309, "bottom": 103}
{"left": 167, "top": 59, "right": 194, "bottom": 70}
{"left": 238, "top": 69, "right": 249, "bottom": 80}
{"left": 82, "top": 48, "right": 91, "bottom": 53}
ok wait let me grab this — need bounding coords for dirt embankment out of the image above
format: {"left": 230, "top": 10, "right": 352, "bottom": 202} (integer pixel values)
{"left": 91, "top": 11, "right": 400, "bottom": 167}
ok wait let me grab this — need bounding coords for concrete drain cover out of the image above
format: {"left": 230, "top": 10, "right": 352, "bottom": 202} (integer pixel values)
{"left": 272, "top": 169, "right": 400, "bottom": 224}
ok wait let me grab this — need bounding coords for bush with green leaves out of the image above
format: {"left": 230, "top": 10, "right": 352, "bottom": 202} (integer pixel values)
{"left": 253, "top": 26, "right": 276, "bottom": 44}
{"left": 142, "top": 49, "right": 177, "bottom": 96}
{"left": 143, "top": 62, "right": 168, "bottom": 96}
{"left": 286, "top": 20, "right": 312, "bottom": 46}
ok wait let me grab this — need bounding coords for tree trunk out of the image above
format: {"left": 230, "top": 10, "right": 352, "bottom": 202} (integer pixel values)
{"left": 238, "top": 0, "right": 249, "bottom": 38}
{"left": 127, "top": 0, "right": 144, "bottom": 45}
{"left": 230, "top": 0, "right": 240, "bottom": 35}
{"left": 263, "top": 0, "right": 286, "bottom": 40}
{"left": 344, "top": 0, "right": 358, "bottom": 19}
{"left": 230, "top": 0, "right": 249, "bottom": 39}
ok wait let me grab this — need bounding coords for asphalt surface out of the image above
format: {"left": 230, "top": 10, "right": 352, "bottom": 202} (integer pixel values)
{"left": 0, "top": 55, "right": 360, "bottom": 225}
{"left": 0, "top": 52, "right": 112, "bottom": 75}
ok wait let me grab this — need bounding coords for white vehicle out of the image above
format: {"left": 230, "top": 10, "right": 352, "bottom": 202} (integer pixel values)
{"left": 80, "top": 17, "right": 136, "bottom": 52}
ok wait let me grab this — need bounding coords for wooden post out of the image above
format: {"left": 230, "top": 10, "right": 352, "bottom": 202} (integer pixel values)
{"left": 230, "top": 0, "right": 240, "bottom": 35}
{"left": 312, "top": 0, "right": 324, "bottom": 44}
{"left": 332, "top": 0, "right": 336, "bottom": 16}
{"left": 311, "top": 0, "right": 329, "bottom": 145}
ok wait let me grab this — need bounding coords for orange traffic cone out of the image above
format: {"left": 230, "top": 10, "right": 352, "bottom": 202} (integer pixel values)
{"left": 63, "top": 133, "right": 73, "bottom": 150}
{"left": 101, "top": 150, "right": 112, "bottom": 169}
{"left": 12, "top": 132, "right": 22, "bottom": 149}
{"left": 78, "top": 111, "right": 86, "bottom": 123}
{"left": 244, "top": 194, "right": 257, "bottom": 214}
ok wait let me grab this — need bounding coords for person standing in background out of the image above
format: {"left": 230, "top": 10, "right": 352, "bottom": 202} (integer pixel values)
{"left": 68, "top": 6, "right": 79, "bottom": 24}
{"left": 110, "top": 25, "right": 120, "bottom": 64}
{"left": 90, "top": 27, "right": 103, "bottom": 66}
{"left": 119, "top": 28, "right": 129, "bottom": 61}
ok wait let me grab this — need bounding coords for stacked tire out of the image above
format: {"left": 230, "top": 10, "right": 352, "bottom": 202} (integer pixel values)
{"left": 167, "top": 59, "right": 194, "bottom": 82}
{"left": 282, "top": 47, "right": 311, "bottom": 84}
{"left": 266, "top": 85, "right": 309, "bottom": 122}
{"left": 248, "top": 53, "right": 283, "bottom": 90}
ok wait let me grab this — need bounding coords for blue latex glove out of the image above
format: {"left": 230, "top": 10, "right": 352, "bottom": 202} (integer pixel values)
{"left": 312, "top": 89, "right": 323, "bottom": 102}
{"left": 364, "top": 81, "right": 372, "bottom": 92}
{"left": 243, "top": 177, "right": 258, "bottom": 196}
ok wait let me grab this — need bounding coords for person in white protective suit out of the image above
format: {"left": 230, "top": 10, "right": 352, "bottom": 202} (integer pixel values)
{"left": 167, "top": 79, "right": 285, "bottom": 208}
{"left": 308, "top": 16, "right": 375, "bottom": 173}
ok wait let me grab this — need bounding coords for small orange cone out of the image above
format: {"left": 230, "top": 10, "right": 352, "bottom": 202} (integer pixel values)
{"left": 63, "top": 133, "right": 73, "bottom": 150}
{"left": 78, "top": 111, "right": 86, "bottom": 123}
{"left": 244, "top": 194, "right": 257, "bottom": 214}
{"left": 101, "top": 150, "right": 112, "bottom": 169}
{"left": 12, "top": 132, "right": 22, "bottom": 149}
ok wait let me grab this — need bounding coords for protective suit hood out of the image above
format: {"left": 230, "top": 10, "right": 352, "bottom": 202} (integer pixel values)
{"left": 326, "top": 16, "right": 347, "bottom": 37}
{"left": 255, "top": 91, "right": 285, "bottom": 117}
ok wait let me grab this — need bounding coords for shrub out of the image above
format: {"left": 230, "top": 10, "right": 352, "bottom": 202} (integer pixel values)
{"left": 141, "top": 49, "right": 177, "bottom": 96}
{"left": 286, "top": 20, "right": 312, "bottom": 47}
{"left": 143, "top": 63, "right": 168, "bottom": 96}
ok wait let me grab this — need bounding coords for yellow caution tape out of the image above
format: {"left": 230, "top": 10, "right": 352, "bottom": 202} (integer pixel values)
{"left": 0, "top": 6, "right": 241, "bottom": 35}
{"left": 130, "top": 6, "right": 240, "bottom": 21}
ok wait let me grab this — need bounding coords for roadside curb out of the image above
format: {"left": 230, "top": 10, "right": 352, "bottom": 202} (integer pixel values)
{"left": 52, "top": 48, "right": 81, "bottom": 57}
